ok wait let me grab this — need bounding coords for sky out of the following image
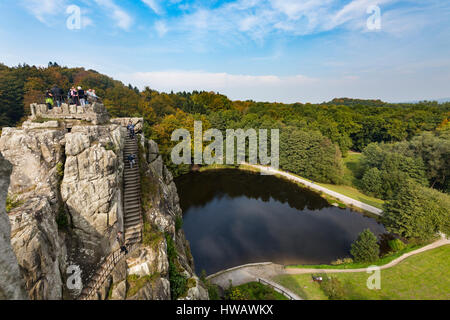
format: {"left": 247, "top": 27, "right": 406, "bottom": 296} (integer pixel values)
{"left": 0, "top": 0, "right": 449, "bottom": 103}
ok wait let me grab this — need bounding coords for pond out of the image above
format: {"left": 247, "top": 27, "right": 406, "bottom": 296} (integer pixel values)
{"left": 175, "top": 169, "right": 385, "bottom": 275}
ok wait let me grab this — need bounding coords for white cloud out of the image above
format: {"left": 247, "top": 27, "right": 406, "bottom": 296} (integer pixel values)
{"left": 21, "top": 0, "right": 66, "bottom": 23}
{"left": 94, "top": 0, "right": 132, "bottom": 30}
{"left": 119, "top": 70, "right": 319, "bottom": 101}
{"left": 116, "top": 67, "right": 450, "bottom": 103}
{"left": 155, "top": 20, "right": 168, "bottom": 37}
{"left": 142, "top": 0, "right": 163, "bottom": 15}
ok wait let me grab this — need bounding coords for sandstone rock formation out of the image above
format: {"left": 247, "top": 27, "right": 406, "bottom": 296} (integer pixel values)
{"left": 104, "top": 137, "right": 208, "bottom": 301}
{"left": 0, "top": 154, "right": 28, "bottom": 300}
{"left": 61, "top": 125, "right": 125, "bottom": 270}
{"left": 0, "top": 109, "right": 208, "bottom": 300}
{"left": 0, "top": 119, "right": 125, "bottom": 299}
{"left": 30, "top": 102, "right": 110, "bottom": 125}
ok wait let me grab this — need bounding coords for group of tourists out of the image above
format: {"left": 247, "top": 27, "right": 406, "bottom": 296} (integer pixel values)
{"left": 45, "top": 85, "right": 99, "bottom": 109}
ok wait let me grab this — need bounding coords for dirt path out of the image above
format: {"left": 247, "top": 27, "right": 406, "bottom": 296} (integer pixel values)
{"left": 207, "top": 262, "right": 302, "bottom": 300}
{"left": 206, "top": 239, "right": 449, "bottom": 299}
{"left": 286, "top": 238, "right": 450, "bottom": 274}
{"left": 242, "top": 163, "right": 383, "bottom": 215}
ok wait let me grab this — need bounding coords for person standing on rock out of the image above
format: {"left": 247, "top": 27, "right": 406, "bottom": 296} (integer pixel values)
{"left": 51, "top": 85, "right": 63, "bottom": 107}
{"left": 70, "top": 87, "right": 79, "bottom": 105}
{"left": 45, "top": 89, "right": 54, "bottom": 110}
{"left": 117, "top": 231, "right": 128, "bottom": 254}
{"left": 78, "top": 86, "right": 86, "bottom": 106}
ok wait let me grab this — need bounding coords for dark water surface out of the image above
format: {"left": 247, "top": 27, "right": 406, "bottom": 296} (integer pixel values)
{"left": 175, "top": 169, "right": 385, "bottom": 275}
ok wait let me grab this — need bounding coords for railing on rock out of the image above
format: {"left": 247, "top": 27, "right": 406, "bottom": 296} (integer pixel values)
{"left": 78, "top": 241, "right": 140, "bottom": 300}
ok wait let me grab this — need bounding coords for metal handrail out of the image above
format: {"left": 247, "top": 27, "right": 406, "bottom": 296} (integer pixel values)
{"left": 78, "top": 127, "right": 143, "bottom": 301}
{"left": 257, "top": 278, "right": 296, "bottom": 300}
{"left": 78, "top": 241, "right": 141, "bottom": 300}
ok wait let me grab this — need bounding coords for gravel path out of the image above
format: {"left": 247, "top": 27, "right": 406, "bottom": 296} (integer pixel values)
{"left": 243, "top": 163, "right": 383, "bottom": 215}
{"left": 207, "top": 239, "right": 449, "bottom": 300}
{"left": 207, "top": 262, "right": 302, "bottom": 300}
{"left": 286, "top": 238, "right": 450, "bottom": 274}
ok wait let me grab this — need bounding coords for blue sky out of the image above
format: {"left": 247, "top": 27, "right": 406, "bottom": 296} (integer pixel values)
{"left": 1, "top": 0, "right": 449, "bottom": 103}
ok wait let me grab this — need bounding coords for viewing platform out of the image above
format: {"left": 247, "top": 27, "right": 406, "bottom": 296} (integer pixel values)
{"left": 29, "top": 102, "right": 110, "bottom": 125}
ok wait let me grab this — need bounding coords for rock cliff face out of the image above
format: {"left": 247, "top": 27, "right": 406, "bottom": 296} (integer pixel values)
{"left": 61, "top": 125, "right": 125, "bottom": 274}
{"left": 0, "top": 120, "right": 125, "bottom": 299}
{"left": 0, "top": 113, "right": 207, "bottom": 300}
{"left": 0, "top": 154, "right": 28, "bottom": 300}
{"left": 106, "top": 137, "right": 208, "bottom": 300}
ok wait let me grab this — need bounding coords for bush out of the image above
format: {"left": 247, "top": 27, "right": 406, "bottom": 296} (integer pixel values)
{"left": 200, "top": 270, "right": 221, "bottom": 300}
{"left": 350, "top": 229, "right": 380, "bottom": 263}
{"left": 5, "top": 195, "right": 23, "bottom": 213}
{"left": 331, "top": 257, "right": 353, "bottom": 265}
{"left": 56, "top": 162, "right": 64, "bottom": 177}
{"left": 320, "top": 276, "right": 346, "bottom": 300}
{"left": 175, "top": 215, "right": 183, "bottom": 232}
{"left": 388, "top": 239, "right": 405, "bottom": 252}
{"left": 165, "top": 233, "right": 188, "bottom": 299}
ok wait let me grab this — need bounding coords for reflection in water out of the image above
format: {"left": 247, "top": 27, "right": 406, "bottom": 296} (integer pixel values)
{"left": 176, "top": 169, "right": 385, "bottom": 275}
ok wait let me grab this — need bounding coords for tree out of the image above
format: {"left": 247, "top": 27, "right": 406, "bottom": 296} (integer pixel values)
{"left": 360, "top": 167, "right": 383, "bottom": 196}
{"left": 350, "top": 229, "right": 380, "bottom": 263}
{"left": 280, "top": 127, "right": 344, "bottom": 184}
{"left": 382, "top": 181, "right": 450, "bottom": 240}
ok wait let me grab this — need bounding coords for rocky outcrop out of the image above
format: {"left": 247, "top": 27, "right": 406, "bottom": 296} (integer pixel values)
{"left": 110, "top": 118, "right": 143, "bottom": 133}
{"left": 104, "top": 137, "right": 208, "bottom": 301}
{"left": 0, "top": 113, "right": 207, "bottom": 300}
{"left": 30, "top": 103, "right": 110, "bottom": 125}
{"left": 8, "top": 197, "right": 66, "bottom": 300}
{"left": 0, "top": 120, "right": 126, "bottom": 300}
{"left": 61, "top": 125, "right": 125, "bottom": 270}
{"left": 0, "top": 154, "right": 28, "bottom": 300}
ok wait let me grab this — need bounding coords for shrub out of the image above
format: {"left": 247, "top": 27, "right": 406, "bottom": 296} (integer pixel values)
{"left": 331, "top": 257, "right": 353, "bottom": 265}
{"left": 320, "top": 276, "right": 346, "bottom": 300}
{"left": 56, "top": 162, "right": 64, "bottom": 178}
{"left": 350, "top": 229, "right": 380, "bottom": 263}
{"left": 200, "top": 270, "right": 221, "bottom": 300}
{"left": 105, "top": 142, "right": 116, "bottom": 153}
{"left": 5, "top": 195, "right": 23, "bottom": 213}
{"left": 226, "top": 287, "right": 245, "bottom": 300}
{"left": 388, "top": 239, "right": 405, "bottom": 252}
{"left": 175, "top": 215, "right": 183, "bottom": 232}
{"left": 56, "top": 206, "right": 69, "bottom": 229}
{"left": 165, "top": 233, "right": 188, "bottom": 299}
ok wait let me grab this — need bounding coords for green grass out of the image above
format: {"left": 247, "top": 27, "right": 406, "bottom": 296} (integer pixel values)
{"left": 317, "top": 152, "right": 385, "bottom": 209}
{"left": 5, "top": 195, "right": 24, "bottom": 213}
{"left": 287, "top": 243, "right": 425, "bottom": 269}
{"left": 316, "top": 183, "right": 385, "bottom": 209}
{"left": 232, "top": 282, "right": 289, "bottom": 300}
{"left": 275, "top": 245, "right": 450, "bottom": 300}
{"left": 126, "top": 273, "right": 160, "bottom": 298}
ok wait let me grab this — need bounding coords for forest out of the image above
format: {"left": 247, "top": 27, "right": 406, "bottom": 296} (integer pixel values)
{"left": 1, "top": 62, "right": 449, "bottom": 239}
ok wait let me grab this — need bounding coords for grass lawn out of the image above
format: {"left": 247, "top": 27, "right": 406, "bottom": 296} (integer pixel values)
{"left": 286, "top": 243, "right": 425, "bottom": 270}
{"left": 274, "top": 245, "right": 450, "bottom": 300}
{"left": 232, "top": 282, "right": 289, "bottom": 300}
{"left": 318, "top": 152, "right": 385, "bottom": 210}
{"left": 317, "top": 183, "right": 385, "bottom": 209}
